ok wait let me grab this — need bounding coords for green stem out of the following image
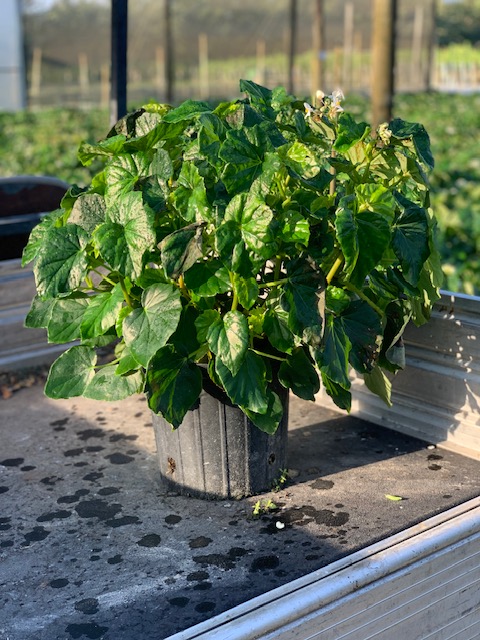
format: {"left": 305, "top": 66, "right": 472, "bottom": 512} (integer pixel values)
{"left": 251, "top": 348, "right": 287, "bottom": 363}
{"left": 119, "top": 279, "right": 133, "bottom": 308}
{"left": 260, "top": 277, "right": 289, "bottom": 289}
{"left": 345, "top": 283, "right": 385, "bottom": 317}
{"left": 326, "top": 254, "right": 344, "bottom": 285}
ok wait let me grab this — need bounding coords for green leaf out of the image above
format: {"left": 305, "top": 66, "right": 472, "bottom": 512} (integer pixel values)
{"left": 198, "top": 113, "right": 225, "bottom": 166}
{"left": 364, "top": 366, "right": 392, "bottom": 407}
{"left": 278, "top": 347, "right": 320, "bottom": 401}
{"left": 335, "top": 198, "right": 391, "bottom": 287}
{"left": 184, "top": 260, "right": 231, "bottom": 297}
{"left": 105, "top": 152, "right": 151, "bottom": 202}
{"left": 80, "top": 283, "right": 124, "bottom": 340}
{"left": 389, "top": 118, "right": 434, "bottom": 170}
{"left": 22, "top": 208, "right": 65, "bottom": 267}
{"left": 25, "top": 295, "right": 55, "bottom": 329}
{"left": 239, "top": 79, "right": 273, "bottom": 111}
{"left": 342, "top": 300, "right": 382, "bottom": 373}
{"left": 207, "top": 310, "right": 249, "bottom": 376}
{"left": 149, "top": 147, "right": 173, "bottom": 181}
{"left": 94, "top": 192, "right": 156, "bottom": 280}
{"left": 172, "top": 162, "right": 212, "bottom": 223}
{"left": 47, "top": 297, "right": 89, "bottom": 343}
{"left": 385, "top": 494, "right": 403, "bottom": 501}
{"left": 224, "top": 193, "right": 275, "bottom": 259}
{"left": 318, "top": 313, "right": 351, "bottom": 389}
{"left": 123, "top": 283, "right": 182, "bottom": 367}
{"left": 146, "top": 345, "right": 203, "bottom": 428}
{"left": 215, "top": 350, "right": 269, "bottom": 414}
{"left": 334, "top": 112, "right": 370, "bottom": 153}
{"left": 69, "top": 193, "right": 106, "bottom": 233}
{"left": 220, "top": 128, "right": 265, "bottom": 194}
{"left": 84, "top": 366, "right": 144, "bottom": 401}
{"left": 280, "top": 256, "right": 325, "bottom": 345}
{"left": 356, "top": 184, "right": 396, "bottom": 222}
{"left": 243, "top": 390, "right": 284, "bottom": 434}
{"left": 215, "top": 220, "right": 252, "bottom": 276}
{"left": 78, "top": 134, "right": 126, "bottom": 166}
{"left": 321, "top": 372, "right": 352, "bottom": 411}
{"left": 115, "top": 347, "right": 142, "bottom": 375}
{"left": 392, "top": 194, "right": 430, "bottom": 286}
{"left": 162, "top": 100, "right": 211, "bottom": 123}
{"left": 159, "top": 224, "right": 204, "bottom": 279}
{"left": 264, "top": 308, "right": 295, "bottom": 354}
{"left": 195, "top": 309, "right": 220, "bottom": 343}
{"left": 45, "top": 345, "right": 96, "bottom": 399}
{"left": 280, "top": 211, "right": 310, "bottom": 246}
{"left": 232, "top": 274, "right": 259, "bottom": 310}
{"left": 34, "top": 224, "right": 89, "bottom": 298}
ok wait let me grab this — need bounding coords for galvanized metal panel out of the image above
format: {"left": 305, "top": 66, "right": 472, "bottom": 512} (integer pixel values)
{"left": 166, "top": 498, "right": 480, "bottom": 640}
{"left": 350, "top": 291, "right": 480, "bottom": 459}
{"left": 0, "top": 259, "right": 66, "bottom": 370}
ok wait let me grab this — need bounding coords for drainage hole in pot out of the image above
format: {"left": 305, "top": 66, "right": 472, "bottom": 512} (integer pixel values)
{"left": 167, "top": 457, "right": 176, "bottom": 475}
{"left": 268, "top": 454, "right": 276, "bottom": 465}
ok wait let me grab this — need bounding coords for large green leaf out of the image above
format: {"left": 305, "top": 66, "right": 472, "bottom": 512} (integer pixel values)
{"left": 342, "top": 300, "right": 382, "bottom": 373}
{"left": 232, "top": 274, "right": 259, "bottom": 310}
{"left": 389, "top": 118, "right": 434, "bottom": 170}
{"left": 84, "top": 366, "right": 144, "bottom": 401}
{"left": 94, "top": 192, "right": 156, "bottom": 280}
{"left": 159, "top": 224, "right": 204, "bottom": 278}
{"left": 264, "top": 308, "right": 295, "bottom": 354}
{"left": 184, "top": 260, "right": 231, "bottom": 297}
{"left": 105, "top": 152, "right": 151, "bottom": 202}
{"left": 215, "top": 220, "right": 252, "bottom": 276}
{"left": 334, "top": 112, "right": 370, "bottom": 153}
{"left": 80, "top": 283, "right": 124, "bottom": 340}
{"left": 78, "top": 134, "right": 126, "bottom": 166}
{"left": 34, "top": 224, "right": 89, "bottom": 298}
{"left": 122, "top": 283, "right": 182, "bottom": 367}
{"left": 220, "top": 128, "right": 265, "bottom": 194}
{"left": 215, "top": 350, "right": 269, "bottom": 414}
{"left": 224, "top": 193, "right": 275, "bottom": 259}
{"left": 207, "top": 310, "right": 249, "bottom": 376}
{"left": 321, "top": 372, "right": 351, "bottom": 411}
{"left": 364, "top": 366, "right": 392, "bottom": 407}
{"left": 280, "top": 256, "right": 325, "bottom": 345}
{"left": 162, "top": 100, "right": 211, "bottom": 123}
{"left": 45, "top": 345, "right": 96, "bottom": 399}
{"left": 317, "top": 313, "right": 351, "bottom": 389}
{"left": 243, "top": 389, "right": 284, "bottom": 434}
{"left": 392, "top": 194, "right": 430, "bottom": 286}
{"left": 47, "top": 297, "right": 89, "bottom": 343}
{"left": 198, "top": 113, "right": 225, "bottom": 167}
{"left": 335, "top": 199, "right": 391, "bottom": 287}
{"left": 239, "top": 79, "right": 273, "bottom": 113}
{"left": 146, "top": 345, "right": 203, "bottom": 428}
{"left": 24, "top": 295, "right": 56, "bottom": 329}
{"left": 278, "top": 347, "right": 320, "bottom": 401}
{"left": 22, "top": 208, "right": 65, "bottom": 267}
{"left": 69, "top": 193, "right": 106, "bottom": 233}
{"left": 172, "top": 162, "right": 212, "bottom": 223}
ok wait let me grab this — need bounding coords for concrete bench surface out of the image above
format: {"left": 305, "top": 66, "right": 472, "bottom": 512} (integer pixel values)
{"left": 0, "top": 380, "right": 479, "bottom": 639}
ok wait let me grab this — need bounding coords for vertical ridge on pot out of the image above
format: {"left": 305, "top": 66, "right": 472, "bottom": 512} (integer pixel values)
{"left": 152, "top": 389, "right": 288, "bottom": 500}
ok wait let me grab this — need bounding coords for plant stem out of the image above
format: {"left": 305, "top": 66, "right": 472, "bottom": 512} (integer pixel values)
{"left": 120, "top": 279, "right": 133, "bottom": 308}
{"left": 260, "top": 277, "right": 289, "bottom": 289}
{"left": 326, "top": 254, "right": 344, "bottom": 285}
{"left": 251, "top": 348, "right": 286, "bottom": 363}
{"left": 345, "top": 283, "right": 385, "bottom": 317}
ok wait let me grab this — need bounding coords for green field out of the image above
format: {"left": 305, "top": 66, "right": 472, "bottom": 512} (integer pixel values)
{"left": 1, "top": 91, "right": 479, "bottom": 296}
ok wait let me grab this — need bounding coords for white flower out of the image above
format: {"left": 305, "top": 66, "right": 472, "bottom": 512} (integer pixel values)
{"left": 329, "top": 89, "right": 344, "bottom": 115}
{"left": 377, "top": 122, "right": 392, "bottom": 144}
{"left": 304, "top": 102, "right": 315, "bottom": 118}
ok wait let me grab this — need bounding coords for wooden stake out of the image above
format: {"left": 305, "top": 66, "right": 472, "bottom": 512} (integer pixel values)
{"left": 371, "top": 0, "right": 397, "bottom": 129}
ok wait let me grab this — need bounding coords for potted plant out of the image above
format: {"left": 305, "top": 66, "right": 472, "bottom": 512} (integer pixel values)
{"left": 22, "top": 80, "right": 442, "bottom": 498}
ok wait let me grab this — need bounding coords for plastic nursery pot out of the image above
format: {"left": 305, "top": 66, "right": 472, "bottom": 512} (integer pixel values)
{"left": 152, "top": 387, "right": 289, "bottom": 500}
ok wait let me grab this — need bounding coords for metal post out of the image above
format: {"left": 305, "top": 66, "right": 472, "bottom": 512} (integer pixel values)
{"left": 110, "top": 0, "right": 128, "bottom": 126}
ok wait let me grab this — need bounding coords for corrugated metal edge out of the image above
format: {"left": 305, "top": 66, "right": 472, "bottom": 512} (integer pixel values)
{"left": 166, "top": 496, "right": 480, "bottom": 640}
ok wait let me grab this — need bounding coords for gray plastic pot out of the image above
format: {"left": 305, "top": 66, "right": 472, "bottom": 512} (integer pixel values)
{"left": 152, "top": 387, "right": 288, "bottom": 500}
